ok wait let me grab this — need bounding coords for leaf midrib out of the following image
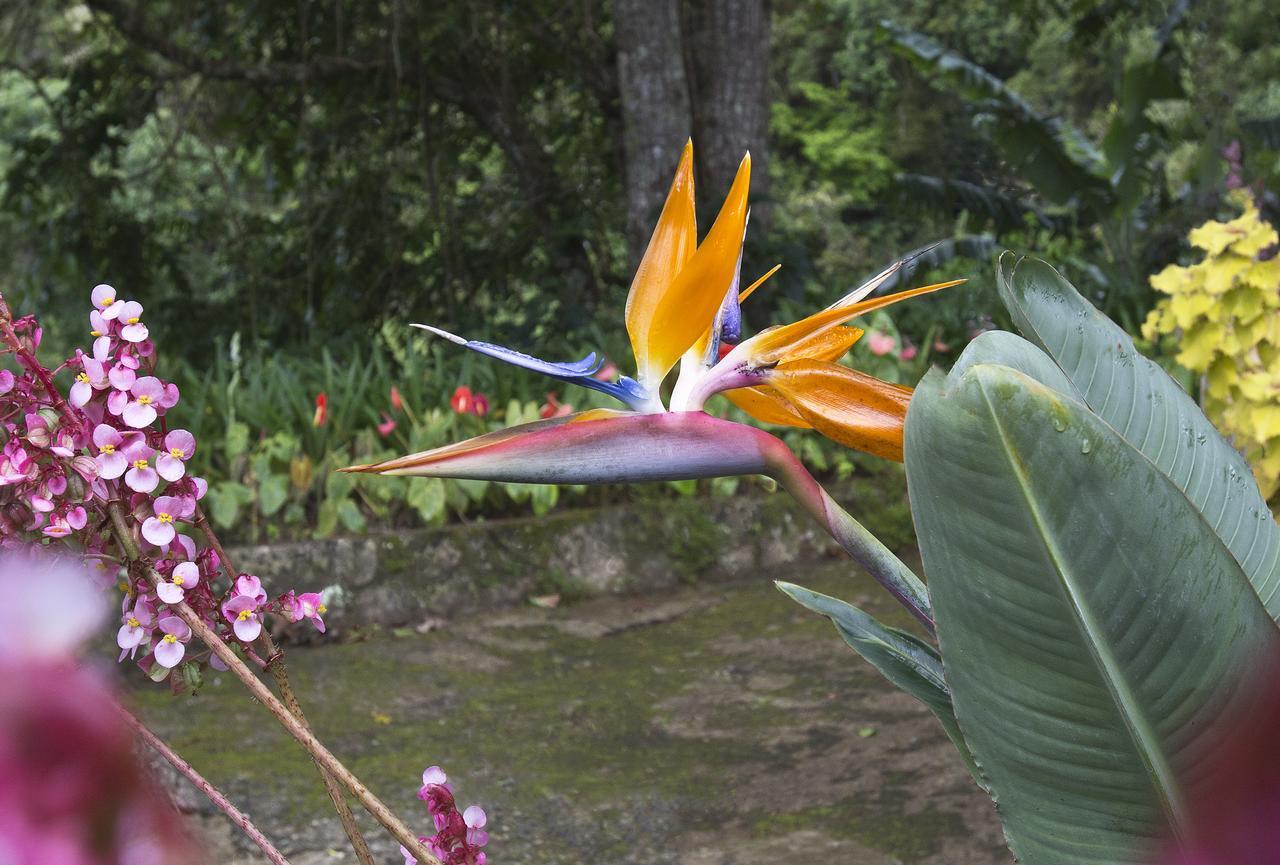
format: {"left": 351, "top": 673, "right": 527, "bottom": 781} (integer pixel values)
{"left": 977, "top": 377, "right": 1190, "bottom": 839}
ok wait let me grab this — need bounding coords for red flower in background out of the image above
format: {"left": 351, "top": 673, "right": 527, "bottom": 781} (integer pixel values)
{"left": 312, "top": 392, "right": 328, "bottom": 427}
{"left": 538, "top": 392, "right": 573, "bottom": 419}
{"left": 450, "top": 386, "right": 490, "bottom": 417}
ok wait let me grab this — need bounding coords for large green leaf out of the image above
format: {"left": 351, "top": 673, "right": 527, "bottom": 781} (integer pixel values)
{"left": 775, "top": 581, "right": 982, "bottom": 786}
{"left": 905, "top": 363, "right": 1279, "bottom": 864}
{"left": 997, "top": 254, "right": 1280, "bottom": 618}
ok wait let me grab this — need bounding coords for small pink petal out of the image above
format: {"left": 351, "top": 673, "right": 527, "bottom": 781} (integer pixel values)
{"left": 121, "top": 322, "right": 149, "bottom": 343}
{"left": 142, "top": 517, "right": 176, "bottom": 547}
{"left": 125, "top": 465, "right": 159, "bottom": 493}
{"left": 123, "top": 401, "right": 158, "bottom": 429}
{"left": 156, "top": 582, "right": 184, "bottom": 605}
{"left": 156, "top": 453, "right": 186, "bottom": 482}
{"left": 233, "top": 616, "right": 262, "bottom": 642}
{"left": 153, "top": 638, "right": 185, "bottom": 669}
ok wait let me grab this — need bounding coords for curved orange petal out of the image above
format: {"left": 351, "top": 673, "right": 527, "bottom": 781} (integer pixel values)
{"left": 784, "top": 326, "right": 864, "bottom": 363}
{"left": 723, "top": 385, "right": 811, "bottom": 428}
{"left": 626, "top": 141, "right": 697, "bottom": 384}
{"left": 743, "top": 279, "right": 964, "bottom": 364}
{"left": 739, "top": 263, "right": 781, "bottom": 305}
{"left": 642, "top": 152, "right": 751, "bottom": 385}
{"left": 765, "top": 360, "right": 912, "bottom": 461}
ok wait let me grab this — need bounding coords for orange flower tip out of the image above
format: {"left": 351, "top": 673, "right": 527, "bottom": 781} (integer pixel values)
{"left": 338, "top": 462, "right": 374, "bottom": 474}
{"left": 410, "top": 323, "right": 465, "bottom": 345}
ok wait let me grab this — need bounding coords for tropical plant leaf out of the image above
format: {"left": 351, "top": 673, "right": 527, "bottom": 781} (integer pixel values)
{"left": 775, "top": 581, "right": 983, "bottom": 786}
{"left": 905, "top": 362, "right": 1280, "bottom": 864}
{"left": 947, "top": 330, "right": 1081, "bottom": 398}
{"left": 880, "top": 21, "right": 1112, "bottom": 212}
{"left": 996, "top": 253, "right": 1280, "bottom": 618}
{"left": 893, "top": 173, "right": 1062, "bottom": 231}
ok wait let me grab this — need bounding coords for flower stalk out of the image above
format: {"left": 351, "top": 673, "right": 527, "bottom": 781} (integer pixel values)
{"left": 193, "top": 507, "right": 377, "bottom": 865}
{"left": 107, "top": 503, "right": 443, "bottom": 865}
{"left": 119, "top": 705, "right": 293, "bottom": 865}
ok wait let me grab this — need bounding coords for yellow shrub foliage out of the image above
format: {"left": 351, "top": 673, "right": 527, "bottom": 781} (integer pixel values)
{"left": 1143, "top": 192, "right": 1280, "bottom": 499}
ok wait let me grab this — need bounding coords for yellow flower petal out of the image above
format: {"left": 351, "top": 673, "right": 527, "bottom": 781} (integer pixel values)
{"left": 765, "top": 360, "right": 912, "bottom": 461}
{"left": 722, "top": 385, "right": 811, "bottom": 428}
{"left": 642, "top": 152, "right": 752, "bottom": 386}
{"left": 741, "top": 279, "right": 963, "bottom": 364}
{"left": 626, "top": 141, "right": 697, "bottom": 385}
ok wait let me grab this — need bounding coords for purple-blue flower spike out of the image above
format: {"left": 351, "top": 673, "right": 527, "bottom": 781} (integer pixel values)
{"left": 412, "top": 324, "right": 652, "bottom": 410}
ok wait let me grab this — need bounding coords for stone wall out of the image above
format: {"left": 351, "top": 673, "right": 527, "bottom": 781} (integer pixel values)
{"left": 229, "top": 474, "right": 912, "bottom": 625}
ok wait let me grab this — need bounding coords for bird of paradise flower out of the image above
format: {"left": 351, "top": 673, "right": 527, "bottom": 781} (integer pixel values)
{"left": 344, "top": 141, "right": 961, "bottom": 630}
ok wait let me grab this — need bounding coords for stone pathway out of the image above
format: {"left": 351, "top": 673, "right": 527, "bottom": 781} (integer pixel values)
{"left": 133, "top": 555, "right": 1010, "bottom": 865}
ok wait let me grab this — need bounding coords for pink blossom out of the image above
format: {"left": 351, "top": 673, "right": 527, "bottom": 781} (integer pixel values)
{"left": 123, "top": 376, "right": 164, "bottom": 428}
{"left": 23, "top": 413, "right": 50, "bottom": 449}
{"left": 899, "top": 343, "right": 918, "bottom": 361}
{"left": 222, "top": 595, "right": 263, "bottom": 642}
{"left": 867, "top": 331, "right": 897, "bottom": 356}
{"left": 290, "top": 591, "right": 327, "bottom": 633}
{"left": 0, "top": 370, "right": 13, "bottom": 393}
{"left": 93, "top": 423, "right": 129, "bottom": 479}
{"left": 464, "top": 805, "right": 488, "bottom": 846}
{"left": 117, "top": 301, "right": 149, "bottom": 342}
{"left": 123, "top": 440, "right": 159, "bottom": 493}
{"left": 141, "top": 495, "right": 192, "bottom": 547}
{"left": 107, "top": 360, "right": 136, "bottom": 392}
{"left": 156, "top": 429, "right": 195, "bottom": 481}
{"left": 234, "top": 574, "right": 267, "bottom": 604}
{"left": 91, "top": 283, "right": 122, "bottom": 317}
{"left": 152, "top": 615, "right": 190, "bottom": 668}
{"left": 117, "top": 598, "right": 156, "bottom": 661}
{"left": 378, "top": 412, "right": 397, "bottom": 437}
{"left": 156, "top": 561, "right": 200, "bottom": 605}
{"left": 594, "top": 360, "right": 619, "bottom": 382}
{"left": 42, "top": 507, "right": 87, "bottom": 539}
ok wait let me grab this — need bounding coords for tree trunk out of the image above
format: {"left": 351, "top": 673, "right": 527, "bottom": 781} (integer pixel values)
{"left": 613, "top": 0, "right": 694, "bottom": 267}
{"left": 684, "top": 0, "right": 770, "bottom": 230}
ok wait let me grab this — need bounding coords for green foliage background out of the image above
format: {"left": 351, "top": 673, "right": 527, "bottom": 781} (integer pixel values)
{"left": 2, "top": 0, "right": 1277, "bottom": 536}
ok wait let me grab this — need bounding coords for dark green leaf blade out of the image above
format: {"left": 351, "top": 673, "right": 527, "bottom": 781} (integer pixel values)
{"left": 997, "top": 253, "right": 1280, "bottom": 618}
{"left": 905, "top": 362, "right": 1279, "bottom": 864}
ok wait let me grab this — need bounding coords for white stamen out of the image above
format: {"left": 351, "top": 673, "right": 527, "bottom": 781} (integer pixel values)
{"left": 410, "top": 323, "right": 467, "bottom": 345}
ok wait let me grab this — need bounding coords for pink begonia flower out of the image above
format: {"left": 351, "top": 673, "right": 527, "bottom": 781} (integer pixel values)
{"left": 234, "top": 574, "right": 267, "bottom": 605}
{"left": 0, "top": 553, "right": 104, "bottom": 661}
{"left": 123, "top": 440, "right": 159, "bottom": 493}
{"left": 222, "top": 595, "right": 263, "bottom": 642}
{"left": 899, "top": 343, "right": 918, "bottom": 361}
{"left": 156, "top": 429, "right": 195, "bottom": 482}
{"left": 152, "top": 615, "right": 190, "bottom": 668}
{"left": 933, "top": 338, "right": 950, "bottom": 353}
{"left": 117, "top": 598, "right": 156, "bottom": 661}
{"left": 70, "top": 350, "right": 110, "bottom": 407}
{"left": 23, "top": 413, "right": 50, "bottom": 449}
{"left": 867, "top": 331, "right": 897, "bottom": 356}
{"left": 156, "top": 561, "right": 200, "bottom": 605}
{"left": 0, "top": 369, "right": 13, "bottom": 393}
{"left": 141, "top": 495, "right": 193, "bottom": 547}
{"left": 117, "top": 300, "right": 149, "bottom": 343}
{"left": 123, "top": 376, "right": 164, "bottom": 428}
{"left": 93, "top": 423, "right": 129, "bottom": 479}
{"left": 48, "top": 427, "right": 79, "bottom": 458}
{"left": 293, "top": 592, "right": 327, "bottom": 633}
{"left": 108, "top": 360, "right": 136, "bottom": 392}
{"left": 464, "top": 805, "right": 489, "bottom": 846}
{"left": 91, "top": 283, "right": 123, "bottom": 318}
{"left": 42, "top": 507, "right": 87, "bottom": 539}
{"left": 594, "top": 360, "right": 619, "bottom": 382}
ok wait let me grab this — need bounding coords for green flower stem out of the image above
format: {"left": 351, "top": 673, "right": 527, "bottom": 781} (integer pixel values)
{"left": 768, "top": 450, "right": 934, "bottom": 634}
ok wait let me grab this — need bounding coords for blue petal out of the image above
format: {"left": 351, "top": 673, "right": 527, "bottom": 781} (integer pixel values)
{"left": 413, "top": 324, "right": 652, "bottom": 410}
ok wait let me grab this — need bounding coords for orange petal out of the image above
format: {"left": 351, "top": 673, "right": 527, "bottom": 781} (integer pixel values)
{"left": 642, "top": 152, "right": 751, "bottom": 385}
{"left": 739, "top": 263, "right": 781, "bottom": 305}
{"left": 626, "top": 141, "right": 697, "bottom": 384}
{"left": 744, "top": 279, "right": 965, "bottom": 364}
{"left": 765, "top": 360, "right": 912, "bottom": 461}
{"left": 784, "top": 326, "right": 864, "bottom": 363}
{"left": 723, "top": 385, "right": 812, "bottom": 428}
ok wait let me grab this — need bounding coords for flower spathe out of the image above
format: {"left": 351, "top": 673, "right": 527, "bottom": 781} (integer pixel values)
{"left": 352, "top": 139, "right": 961, "bottom": 482}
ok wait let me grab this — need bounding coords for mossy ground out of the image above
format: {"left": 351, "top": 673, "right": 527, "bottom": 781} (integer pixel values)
{"left": 131, "top": 555, "right": 1008, "bottom": 865}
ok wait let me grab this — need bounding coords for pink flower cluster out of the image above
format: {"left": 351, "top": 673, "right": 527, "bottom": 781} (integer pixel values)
{"left": 401, "top": 766, "right": 489, "bottom": 865}
{"left": 0, "top": 284, "right": 323, "bottom": 683}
